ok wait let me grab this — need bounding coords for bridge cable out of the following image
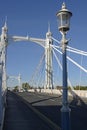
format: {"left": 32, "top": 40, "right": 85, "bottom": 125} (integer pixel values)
{"left": 29, "top": 51, "right": 45, "bottom": 88}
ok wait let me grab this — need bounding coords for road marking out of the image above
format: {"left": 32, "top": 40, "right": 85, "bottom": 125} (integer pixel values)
{"left": 38, "top": 96, "right": 43, "bottom": 98}
{"left": 49, "top": 99, "right": 55, "bottom": 102}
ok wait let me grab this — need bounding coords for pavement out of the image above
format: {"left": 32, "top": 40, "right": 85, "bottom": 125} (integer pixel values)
{"left": 3, "top": 91, "right": 60, "bottom": 130}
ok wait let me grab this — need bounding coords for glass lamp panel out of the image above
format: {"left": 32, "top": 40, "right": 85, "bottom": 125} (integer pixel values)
{"left": 58, "top": 12, "right": 71, "bottom": 32}
{"left": 61, "top": 13, "right": 70, "bottom": 27}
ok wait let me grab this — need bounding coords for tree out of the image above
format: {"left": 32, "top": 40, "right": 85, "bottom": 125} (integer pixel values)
{"left": 13, "top": 86, "right": 19, "bottom": 92}
{"left": 56, "top": 86, "right": 62, "bottom": 90}
{"left": 22, "top": 82, "right": 30, "bottom": 91}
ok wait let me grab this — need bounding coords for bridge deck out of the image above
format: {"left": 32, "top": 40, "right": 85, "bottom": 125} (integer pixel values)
{"left": 3, "top": 91, "right": 87, "bottom": 130}
{"left": 3, "top": 91, "right": 54, "bottom": 130}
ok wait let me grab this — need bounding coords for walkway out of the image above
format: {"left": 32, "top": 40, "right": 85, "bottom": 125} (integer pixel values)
{"left": 3, "top": 91, "right": 56, "bottom": 130}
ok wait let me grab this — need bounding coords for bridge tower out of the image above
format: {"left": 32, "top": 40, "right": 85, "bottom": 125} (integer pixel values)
{"left": 0, "top": 21, "right": 54, "bottom": 91}
{"left": 0, "top": 20, "right": 8, "bottom": 125}
{"left": 18, "top": 74, "right": 22, "bottom": 91}
{"left": 1, "top": 21, "right": 8, "bottom": 92}
{"left": 8, "top": 74, "right": 22, "bottom": 92}
{"left": 45, "top": 27, "right": 53, "bottom": 89}
{"left": 12, "top": 27, "right": 53, "bottom": 89}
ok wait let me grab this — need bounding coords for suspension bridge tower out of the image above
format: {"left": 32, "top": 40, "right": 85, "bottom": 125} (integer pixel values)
{"left": 11, "top": 26, "right": 54, "bottom": 89}
{"left": 0, "top": 19, "right": 54, "bottom": 92}
{"left": 0, "top": 20, "right": 8, "bottom": 126}
{"left": 45, "top": 27, "right": 53, "bottom": 89}
{"left": 1, "top": 21, "right": 8, "bottom": 92}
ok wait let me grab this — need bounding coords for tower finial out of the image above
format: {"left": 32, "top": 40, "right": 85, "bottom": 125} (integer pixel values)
{"left": 46, "top": 22, "right": 52, "bottom": 38}
{"left": 4, "top": 16, "right": 7, "bottom": 27}
{"left": 3, "top": 16, "right": 8, "bottom": 32}
{"left": 48, "top": 22, "right": 50, "bottom": 32}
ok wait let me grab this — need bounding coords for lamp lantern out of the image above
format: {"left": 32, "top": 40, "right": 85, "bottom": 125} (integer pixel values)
{"left": 56, "top": 2, "right": 72, "bottom": 33}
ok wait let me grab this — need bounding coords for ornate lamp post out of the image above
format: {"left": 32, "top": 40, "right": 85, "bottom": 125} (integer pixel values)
{"left": 56, "top": 2, "right": 72, "bottom": 130}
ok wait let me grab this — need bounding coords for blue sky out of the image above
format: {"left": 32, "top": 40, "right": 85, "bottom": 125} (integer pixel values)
{"left": 0, "top": 0, "right": 87, "bottom": 87}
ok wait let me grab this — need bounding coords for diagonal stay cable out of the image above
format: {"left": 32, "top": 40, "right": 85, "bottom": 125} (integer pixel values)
{"left": 52, "top": 36, "right": 87, "bottom": 56}
{"left": 29, "top": 51, "right": 45, "bottom": 86}
{"left": 52, "top": 48, "right": 74, "bottom": 92}
{"left": 52, "top": 45, "right": 87, "bottom": 73}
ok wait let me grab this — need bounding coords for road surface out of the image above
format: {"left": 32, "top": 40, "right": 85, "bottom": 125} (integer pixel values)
{"left": 17, "top": 91, "right": 87, "bottom": 130}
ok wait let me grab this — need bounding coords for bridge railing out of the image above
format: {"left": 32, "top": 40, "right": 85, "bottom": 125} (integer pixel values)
{"left": 27, "top": 88, "right": 87, "bottom": 98}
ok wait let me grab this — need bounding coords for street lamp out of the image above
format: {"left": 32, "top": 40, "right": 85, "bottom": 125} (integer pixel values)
{"left": 56, "top": 2, "right": 72, "bottom": 130}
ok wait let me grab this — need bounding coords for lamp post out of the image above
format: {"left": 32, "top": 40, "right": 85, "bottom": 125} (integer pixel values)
{"left": 56, "top": 2, "right": 72, "bottom": 130}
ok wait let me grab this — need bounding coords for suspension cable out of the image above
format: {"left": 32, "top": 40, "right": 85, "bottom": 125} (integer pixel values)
{"left": 52, "top": 36, "right": 87, "bottom": 55}
{"left": 29, "top": 51, "right": 45, "bottom": 87}
{"left": 53, "top": 49, "right": 62, "bottom": 70}
{"left": 67, "top": 45, "right": 87, "bottom": 55}
{"left": 52, "top": 45, "right": 87, "bottom": 73}
{"left": 67, "top": 56, "right": 87, "bottom": 73}
{"left": 52, "top": 48, "right": 75, "bottom": 93}
{"left": 52, "top": 37, "right": 61, "bottom": 45}
{"left": 67, "top": 48, "right": 87, "bottom": 56}
{"left": 79, "top": 55, "right": 83, "bottom": 90}
{"left": 36, "top": 61, "right": 45, "bottom": 88}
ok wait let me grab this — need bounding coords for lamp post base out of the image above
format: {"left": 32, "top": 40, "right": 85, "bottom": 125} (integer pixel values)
{"left": 61, "top": 106, "right": 71, "bottom": 130}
